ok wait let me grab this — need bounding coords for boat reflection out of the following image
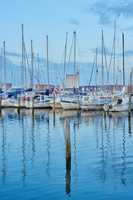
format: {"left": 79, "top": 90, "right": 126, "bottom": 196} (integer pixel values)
{"left": 0, "top": 109, "right": 132, "bottom": 191}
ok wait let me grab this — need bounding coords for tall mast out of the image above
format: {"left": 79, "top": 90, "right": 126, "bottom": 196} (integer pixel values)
{"left": 122, "top": 33, "right": 125, "bottom": 86}
{"left": 37, "top": 53, "right": 40, "bottom": 83}
{"left": 101, "top": 30, "right": 104, "bottom": 86}
{"left": 46, "top": 35, "right": 49, "bottom": 86}
{"left": 64, "top": 32, "right": 68, "bottom": 82}
{"left": 113, "top": 21, "right": 116, "bottom": 85}
{"left": 95, "top": 48, "right": 98, "bottom": 87}
{"left": 73, "top": 31, "right": 76, "bottom": 74}
{"left": 21, "top": 24, "right": 25, "bottom": 87}
{"left": 30, "top": 40, "right": 34, "bottom": 88}
{"left": 3, "top": 41, "right": 6, "bottom": 84}
{"left": 0, "top": 48, "right": 2, "bottom": 84}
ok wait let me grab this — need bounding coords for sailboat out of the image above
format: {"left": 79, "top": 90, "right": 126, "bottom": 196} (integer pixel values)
{"left": 80, "top": 94, "right": 104, "bottom": 111}
{"left": 104, "top": 95, "right": 132, "bottom": 112}
{"left": 103, "top": 33, "right": 132, "bottom": 112}
{"left": 61, "top": 31, "right": 80, "bottom": 110}
{"left": 80, "top": 31, "right": 111, "bottom": 111}
{"left": 25, "top": 35, "right": 51, "bottom": 109}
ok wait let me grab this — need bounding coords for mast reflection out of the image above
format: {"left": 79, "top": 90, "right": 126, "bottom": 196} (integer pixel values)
{"left": 100, "top": 116, "right": 106, "bottom": 182}
{"left": 73, "top": 120, "right": 78, "bottom": 190}
{"left": 31, "top": 111, "right": 35, "bottom": 161}
{"left": 46, "top": 112, "right": 50, "bottom": 177}
{"left": 121, "top": 120, "right": 127, "bottom": 186}
{"left": 1, "top": 116, "right": 6, "bottom": 185}
{"left": 21, "top": 113, "right": 26, "bottom": 186}
{"left": 64, "top": 119, "right": 71, "bottom": 195}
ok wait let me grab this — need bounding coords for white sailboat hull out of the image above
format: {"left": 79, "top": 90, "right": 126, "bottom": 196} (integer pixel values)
{"left": 49, "top": 102, "right": 62, "bottom": 109}
{"left": 2, "top": 99, "right": 25, "bottom": 108}
{"left": 25, "top": 100, "right": 50, "bottom": 109}
{"left": 81, "top": 104, "right": 103, "bottom": 111}
{"left": 61, "top": 101, "right": 80, "bottom": 110}
{"left": 109, "top": 104, "right": 133, "bottom": 112}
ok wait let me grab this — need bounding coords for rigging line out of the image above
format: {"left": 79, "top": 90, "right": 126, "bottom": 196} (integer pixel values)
{"left": 103, "top": 45, "right": 108, "bottom": 84}
{"left": 35, "top": 53, "right": 40, "bottom": 84}
{"left": 95, "top": 48, "right": 98, "bottom": 86}
{"left": 89, "top": 51, "right": 96, "bottom": 86}
{"left": 76, "top": 33, "right": 81, "bottom": 74}
{"left": 33, "top": 54, "right": 41, "bottom": 84}
{"left": 102, "top": 32, "right": 109, "bottom": 84}
{"left": 23, "top": 42, "right": 32, "bottom": 85}
{"left": 68, "top": 36, "right": 74, "bottom": 73}
{"left": 0, "top": 47, "right": 3, "bottom": 83}
{"left": 63, "top": 32, "right": 68, "bottom": 82}
{"left": 108, "top": 26, "right": 116, "bottom": 77}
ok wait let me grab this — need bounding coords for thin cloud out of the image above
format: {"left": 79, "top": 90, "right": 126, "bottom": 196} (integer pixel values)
{"left": 5, "top": 51, "right": 45, "bottom": 63}
{"left": 89, "top": 0, "right": 133, "bottom": 25}
{"left": 91, "top": 47, "right": 133, "bottom": 57}
{"left": 68, "top": 18, "right": 79, "bottom": 26}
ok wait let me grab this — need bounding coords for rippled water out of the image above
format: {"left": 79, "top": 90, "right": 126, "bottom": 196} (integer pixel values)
{"left": 0, "top": 109, "right": 133, "bottom": 200}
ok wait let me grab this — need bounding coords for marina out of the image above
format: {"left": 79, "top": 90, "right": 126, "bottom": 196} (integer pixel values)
{"left": 0, "top": 26, "right": 133, "bottom": 114}
{"left": 1, "top": 1, "right": 133, "bottom": 199}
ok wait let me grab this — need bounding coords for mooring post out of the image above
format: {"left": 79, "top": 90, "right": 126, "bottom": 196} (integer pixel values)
{"left": 17, "top": 96, "right": 21, "bottom": 115}
{"left": 64, "top": 119, "right": 71, "bottom": 195}
{"left": 53, "top": 93, "right": 55, "bottom": 111}
{"left": 0, "top": 95, "right": 2, "bottom": 116}
{"left": 128, "top": 94, "right": 132, "bottom": 135}
{"left": 128, "top": 95, "right": 131, "bottom": 116}
{"left": 32, "top": 96, "right": 34, "bottom": 117}
{"left": 53, "top": 111, "right": 55, "bottom": 127}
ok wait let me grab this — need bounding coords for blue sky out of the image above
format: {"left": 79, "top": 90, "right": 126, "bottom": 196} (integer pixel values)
{"left": 1, "top": 0, "right": 133, "bottom": 66}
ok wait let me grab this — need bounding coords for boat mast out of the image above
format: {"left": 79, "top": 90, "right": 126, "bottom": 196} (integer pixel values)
{"left": 3, "top": 41, "right": 6, "bottom": 84}
{"left": 46, "top": 35, "right": 49, "bottom": 86}
{"left": 122, "top": 33, "right": 125, "bottom": 86}
{"left": 64, "top": 32, "right": 68, "bottom": 84}
{"left": 21, "top": 24, "right": 25, "bottom": 87}
{"left": 0, "top": 48, "right": 2, "bottom": 85}
{"left": 101, "top": 30, "right": 104, "bottom": 86}
{"left": 73, "top": 31, "right": 76, "bottom": 74}
{"left": 95, "top": 48, "right": 98, "bottom": 87}
{"left": 37, "top": 53, "right": 40, "bottom": 84}
{"left": 113, "top": 21, "right": 116, "bottom": 85}
{"left": 30, "top": 40, "right": 34, "bottom": 88}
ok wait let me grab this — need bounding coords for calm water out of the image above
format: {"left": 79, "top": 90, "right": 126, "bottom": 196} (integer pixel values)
{"left": 0, "top": 109, "right": 133, "bottom": 200}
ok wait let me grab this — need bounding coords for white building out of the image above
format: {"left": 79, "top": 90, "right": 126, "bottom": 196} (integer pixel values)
{"left": 65, "top": 73, "right": 79, "bottom": 89}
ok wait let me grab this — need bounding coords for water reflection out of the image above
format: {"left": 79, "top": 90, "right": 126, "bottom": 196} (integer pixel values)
{"left": 100, "top": 116, "right": 106, "bottom": 182}
{"left": 121, "top": 120, "right": 127, "bottom": 186}
{"left": 46, "top": 112, "right": 50, "bottom": 177}
{"left": 73, "top": 120, "right": 78, "bottom": 191}
{"left": 31, "top": 113, "right": 35, "bottom": 161}
{"left": 0, "top": 109, "right": 133, "bottom": 199}
{"left": 1, "top": 117, "right": 6, "bottom": 185}
{"left": 128, "top": 113, "right": 132, "bottom": 136}
{"left": 21, "top": 114, "right": 26, "bottom": 186}
{"left": 64, "top": 119, "right": 71, "bottom": 195}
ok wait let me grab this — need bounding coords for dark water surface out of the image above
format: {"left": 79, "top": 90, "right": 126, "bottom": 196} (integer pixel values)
{"left": 0, "top": 109, "right": 133, "bottom": 200}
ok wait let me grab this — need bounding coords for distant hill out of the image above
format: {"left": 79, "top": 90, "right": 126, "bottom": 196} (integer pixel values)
{"left": 0, "top": 53, "right": 129, "bottom": 86}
